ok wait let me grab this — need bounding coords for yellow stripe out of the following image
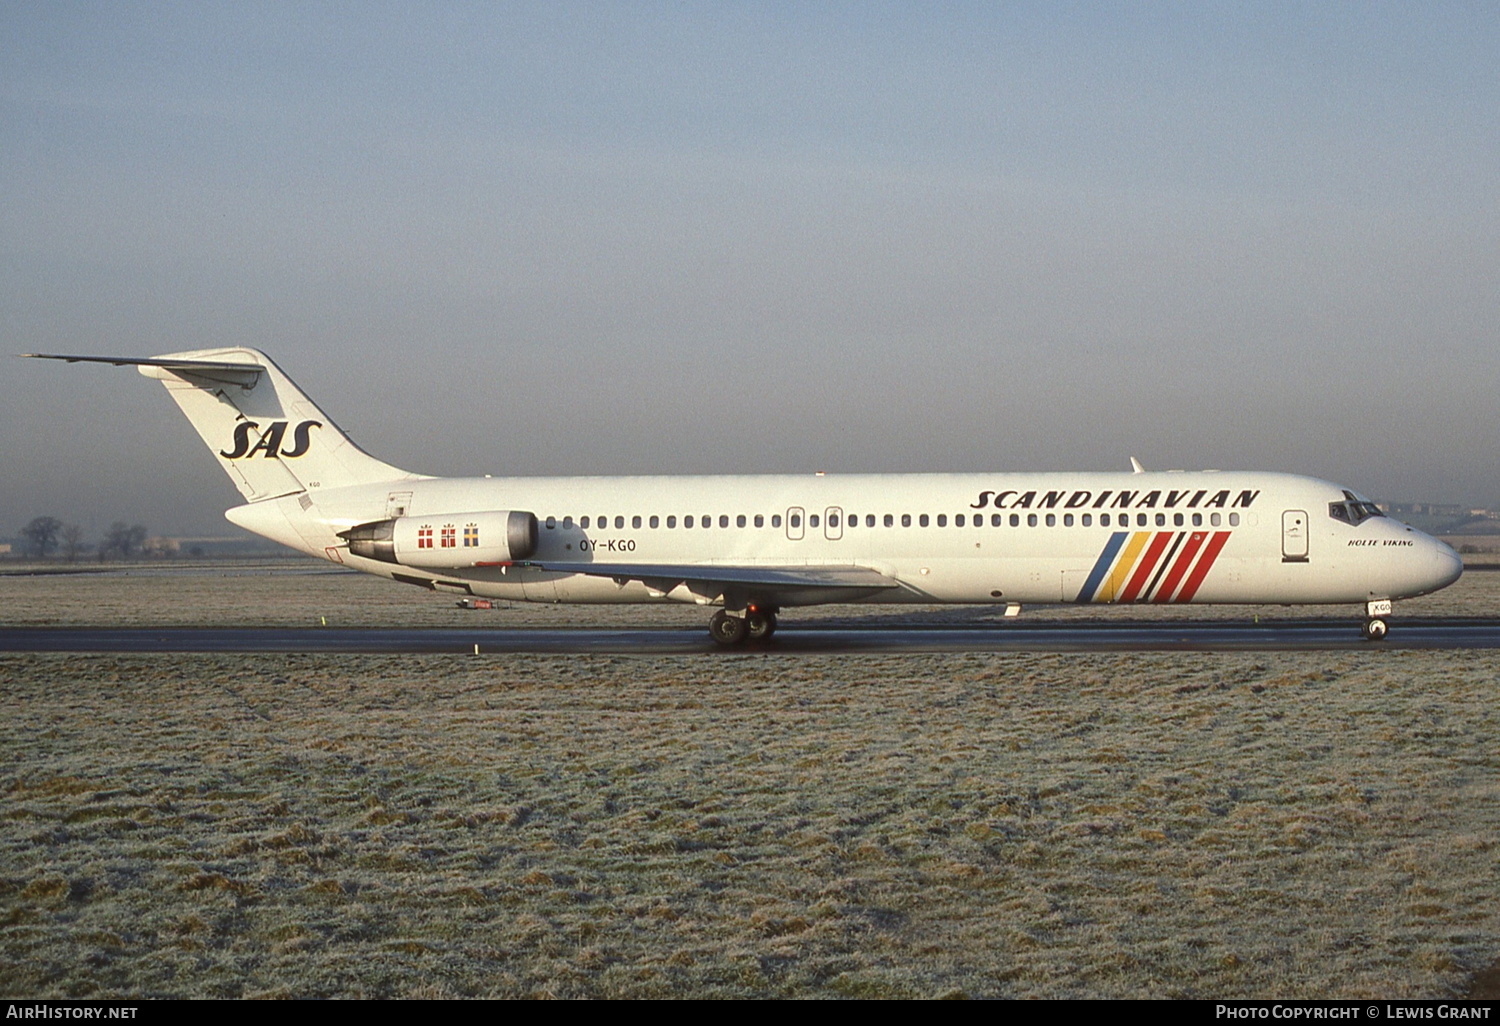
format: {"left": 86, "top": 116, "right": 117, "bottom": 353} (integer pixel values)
{"left": 1101, "top": 532, "right": 1151, "bottom": 602}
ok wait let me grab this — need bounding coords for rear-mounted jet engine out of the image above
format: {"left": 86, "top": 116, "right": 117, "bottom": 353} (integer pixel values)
{"left": 340, "top": 511, "right": 537, "bottom": 568}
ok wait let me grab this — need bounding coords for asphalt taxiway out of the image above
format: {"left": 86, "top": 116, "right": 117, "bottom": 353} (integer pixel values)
{"left": 4, "top": 619, "right": 1500, "bottom": 654}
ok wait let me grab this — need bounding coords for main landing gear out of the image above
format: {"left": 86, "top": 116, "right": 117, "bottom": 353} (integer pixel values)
{"left": 1362, "top": 599, "right": 1392, "bottom": 642}
{"left": 709, "top": 607, "right": 778, "bottom": 646}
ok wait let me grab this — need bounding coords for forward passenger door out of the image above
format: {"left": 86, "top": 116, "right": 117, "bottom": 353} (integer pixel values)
{"left": 1282, "top": 510, "right": 1309, "bottom": 563}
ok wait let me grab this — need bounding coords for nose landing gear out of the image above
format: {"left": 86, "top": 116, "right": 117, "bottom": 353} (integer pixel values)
{"left": 1362, "top": 599, "right": 1392, "bottom": 642}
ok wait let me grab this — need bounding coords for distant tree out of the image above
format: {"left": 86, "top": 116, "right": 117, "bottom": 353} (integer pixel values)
{"left": 21, "top": 516, "right": 62, "bottom": 558}
{"left": 99, "top": 523, "right": 125, "bottom": 560}
{"left": 60, "top": 524, "right": 88, "bottom": 562}
{"left": 99, "top": 522, "right": 148, "bottom": 560}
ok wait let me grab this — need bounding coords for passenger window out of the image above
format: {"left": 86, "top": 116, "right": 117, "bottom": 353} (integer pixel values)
{"left": 1137, "top": 514, "right": 1148, "bottom": 527}
{"left": 901, "top": 514, "right": 912, "bottom": 527}
{"left": 864, "top": 514, "right": 874, "bottom": 527}
{"left": 684, "top": 516, "right": 693, "bottom": 529}
{"left": 1064, "top": 514, "right": 1074, "bottom": 527}
{"left": 937, "top": 514, "right": 947, "bottom": 527}
{"left": 885, "top": 514, "right": 894, "bottom": 527}
{"left": 702, "top": 514, "right": 711, "bottom": 529}
{"left": 790, "top": 514, "right": 802, "bottom": 529}
{"left": 1025, "top": 514, "right": 1036, "bottom": 527}
{"left": 1154, "top": 513, "right": 1165, "bottom": 527}
{"left": 667, "top": 516, "right": 677, "bottom": 528}
{"left": 1045, "top": 514, "right": 1056, "bottom": 527}
{"left": 545, "top": 516, "right": 556, "bottom": 530}
{"left": 753, "top": 514, "right": 763, "bottom": 528}
{"left": 1010, "top": 514, "right": 1020, "bottom": 527}
{"left": 772, "top": 514, "right": 782, "bottom": 528}
{"left": 1173, "top": 513, "right": 1183, "bottom": 527}
{"left": 809, "top": 514, "right": 819, "bottom": 528}
{"left": 919, "top": 514, "right": 929, "bottom": 527}
{"left": 734, "top": 515, "right": 743, "bottom": 528}
{"left": 955, "top": 514, "right": 965, "bottom": 527}
{"left": 580, "top": 516, "right": 590, "bottom": 529}
{"left": 1082, "top": 514, "right": 1091, "bottom": 527}
{"left": 1192, "top": 513, "right": 1202, "bottom": 527}
{"left": 1101, "top": 513, "right": 1110, "bottom": 527}
{"left": 1210, "top": 513, "right": 1221, "bottom": 527}
{"left": 992, "top": 514, "right": 1002, "bottom": 527}
{"left": 1229, "top": 513, "right": 1240, "bottom": 527}
{"left": 829, "top": 513, "right": 840, "bottom": 528}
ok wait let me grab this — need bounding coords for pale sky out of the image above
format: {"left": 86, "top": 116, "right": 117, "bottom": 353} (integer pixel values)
{"left": 4, "top": 2, "right": 1498, "bottom": 538}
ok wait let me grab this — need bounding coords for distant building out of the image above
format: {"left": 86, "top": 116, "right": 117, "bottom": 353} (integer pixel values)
{"left": 1384, "top": 502, "right": 1466, "bottom": 518}
{"left": 143, "top": 536, "right": 180, "bottom": 558}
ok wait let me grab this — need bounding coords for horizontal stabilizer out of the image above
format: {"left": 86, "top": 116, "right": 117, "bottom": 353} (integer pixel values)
{"left": 21, "top": 353, "right": 264, "bottom": 389}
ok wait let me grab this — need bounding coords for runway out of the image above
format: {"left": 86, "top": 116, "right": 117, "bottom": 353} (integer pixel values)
{"left": 5, "top": 618, "right": 1500, "bottom": 653}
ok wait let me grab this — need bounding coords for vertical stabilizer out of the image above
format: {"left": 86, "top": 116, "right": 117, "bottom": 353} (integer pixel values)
{"left": 133, "top": 347, "right": 418, "bottom": 500}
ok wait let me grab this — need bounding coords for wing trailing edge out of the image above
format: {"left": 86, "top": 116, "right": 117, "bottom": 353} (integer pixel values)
{"left": 514, "top": 561, "right": 901, "bottom": 603}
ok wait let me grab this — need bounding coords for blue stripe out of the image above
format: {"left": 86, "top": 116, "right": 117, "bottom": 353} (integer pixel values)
{"left": 1075, "top": 531, "right": 1128, "bottom": 603}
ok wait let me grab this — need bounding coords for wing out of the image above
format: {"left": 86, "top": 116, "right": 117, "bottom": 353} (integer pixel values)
{"left": 512, "top": 561, "right": 902, "bottom": 606}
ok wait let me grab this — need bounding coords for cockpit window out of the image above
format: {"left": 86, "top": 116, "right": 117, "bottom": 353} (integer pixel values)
{"left": 1329, "top": 490, "right": 1385, "bottom": 526}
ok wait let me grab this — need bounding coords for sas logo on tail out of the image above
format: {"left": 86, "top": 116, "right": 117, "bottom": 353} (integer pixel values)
{"left": 221, "top": 420, "right": 322, "bottom": 459}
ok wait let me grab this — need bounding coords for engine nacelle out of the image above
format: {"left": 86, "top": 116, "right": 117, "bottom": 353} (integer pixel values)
{"left": 340, "top": 511, "right": 537, "bottom": 568}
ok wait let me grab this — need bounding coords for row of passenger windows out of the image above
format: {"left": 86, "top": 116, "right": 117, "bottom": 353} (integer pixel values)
{"left": 544, "top": 511, "right": 1242, "bottom": 530}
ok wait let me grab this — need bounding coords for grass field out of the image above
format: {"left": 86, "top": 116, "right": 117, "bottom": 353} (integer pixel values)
{"left": 2, "top": 564, "right": 1498, "bottom": 998}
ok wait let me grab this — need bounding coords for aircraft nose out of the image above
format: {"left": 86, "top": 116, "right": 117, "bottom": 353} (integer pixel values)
{"left": 1418, "top": 534, "right": 1463, "bottom": 595}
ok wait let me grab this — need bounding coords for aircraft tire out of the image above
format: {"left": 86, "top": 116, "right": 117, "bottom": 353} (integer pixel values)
{"left": 1363, "top": 618, "right": 1388, "bottom": 642}
{"left": 709, "top": 610, "right": 747, "bottom": 646}
{"left": 745, "top": 611, "right": 776, "bottom": 641}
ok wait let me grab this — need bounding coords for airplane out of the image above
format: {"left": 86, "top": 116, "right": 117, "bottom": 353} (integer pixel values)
{"left": 24, "top": 347, "right": 1462, "bottom": 644}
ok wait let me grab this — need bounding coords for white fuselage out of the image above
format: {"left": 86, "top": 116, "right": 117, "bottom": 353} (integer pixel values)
{"left": 28, "top": 348, "right": 1460, "bottom": 624}
{"left": 228, "top": 470, "right": 1462, "bottom": 608}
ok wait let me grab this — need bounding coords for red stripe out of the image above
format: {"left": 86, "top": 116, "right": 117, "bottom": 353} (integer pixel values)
{"left": 1119, "top": 532, "right": 1173, "bottom": 603}
{"left": 1151, "top": 531, "right": 1206, "bottom": 604}
{"left": 1175, "top": 531, "right": 1231, "bottom": 603}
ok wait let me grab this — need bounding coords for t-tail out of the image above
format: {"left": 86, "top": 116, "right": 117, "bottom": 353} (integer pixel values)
{"left": 23, "top": 347, "right": 419, "bottom": 500}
